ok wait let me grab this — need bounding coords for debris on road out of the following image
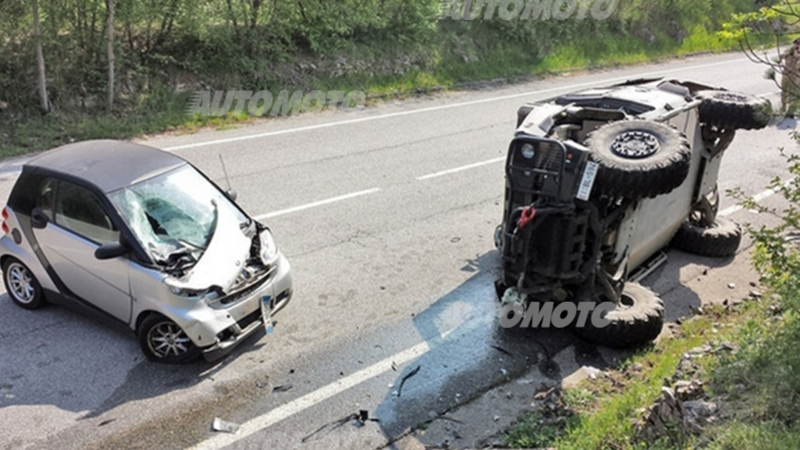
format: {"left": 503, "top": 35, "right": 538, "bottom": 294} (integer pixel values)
{"left": 97, "top": 418, "right": 117, "bottom": 427}
{"left": 273, "top": 384, "right": 293, "bottom": 393}
{"left": 301, "top": 410, "right": 379, "bottom": 442}
{"left": 255, "top": 375, "right": 270, "bottom": 389}
{"left": 397, "top": 365, "right": 421, "bottom": 397}
{"left": 391, "top": 361, "right": 398, "bottom": 371}
{"left": 212, "top": 417, "right": 240, "bottom": 434}
{"left": 489, "top": 345, "right": 513, "bottom": 358}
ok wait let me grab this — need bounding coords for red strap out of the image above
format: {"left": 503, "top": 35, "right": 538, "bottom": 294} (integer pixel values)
{"left": 517, "top": 206, "right": 536, "bottom": 229}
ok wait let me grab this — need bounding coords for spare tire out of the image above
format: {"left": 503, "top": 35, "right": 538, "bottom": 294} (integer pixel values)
{"left": 573, "top": 282, "right": 665, "bottom": 349}
{"left": 695, "top": 90, "right": 771, "bottom": 130}
{"left": 586, "top": 120, "right": 691, "bottom": 199}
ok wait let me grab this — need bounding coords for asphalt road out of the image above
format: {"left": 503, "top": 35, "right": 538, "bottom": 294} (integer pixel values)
{"left": 0, "top": 52, "right": 797, "bottom": 450}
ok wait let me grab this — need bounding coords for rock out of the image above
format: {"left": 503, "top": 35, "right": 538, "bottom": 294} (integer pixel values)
{"left": 685, "top": 344, "right": 713, "bottom": 358}
{"left": 683, "top": 400, "right": 718, "bottom": 433}
{"left": 674, "top": 380, "right": 704, "bottom": 401}
{"left": 728, "top": 283, "right": 736, "bottom": 289}
{"left": 749, "top": 290, "right": 763, "bottom": 298}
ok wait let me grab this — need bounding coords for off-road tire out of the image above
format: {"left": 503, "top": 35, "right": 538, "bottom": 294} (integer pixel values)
{"left": 586, "top": 120, "right": 691, "bottom": 199}
{"left": 671, "top": 216, "right": 742, "bottom": 258}
{"left": 695, "top": 90, "right": 771, "bottom": 130}
{"left": 516, "top": 104, "right": 535, "bottom": 128}
{"left": 573, "top": 282, "right": 665, "bottom": 349}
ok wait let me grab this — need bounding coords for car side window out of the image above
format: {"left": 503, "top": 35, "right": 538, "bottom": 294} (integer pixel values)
{"left": 54, "top": 181, "right": 120, "bottom": 244}
{"left": 35, "top": 178, "right": 56, "bottom": 219}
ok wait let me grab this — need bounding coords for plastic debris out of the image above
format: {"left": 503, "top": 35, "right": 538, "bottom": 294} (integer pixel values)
{"left": 212, "top": 417, "right": 240, "bottom": 434}
{"left": 397, "top": 365, "right": 421, "bottom": 397}
{"left": 301, "top": 410, "right": 379, "bottom": 442}
{"left": 273, "top": 384, "right": 293, "bottom": 393}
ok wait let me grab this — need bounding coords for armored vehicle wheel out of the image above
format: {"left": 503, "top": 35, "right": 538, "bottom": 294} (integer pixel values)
{"left": 695, "top": 90, "right": 771, "bottom": 130}
{"left": 573, "top": 282, "right": 664, "bottom": 349}
{"left": 586, "top": 120, "right": 691, "bottom": 199}
{"left": 671, "top": 216, "right": 742, "bottom": 258}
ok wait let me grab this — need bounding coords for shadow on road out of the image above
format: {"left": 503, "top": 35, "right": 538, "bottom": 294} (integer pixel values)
{"left": 0, "top": 294, "right": 265, "bottom": 419}
{"left": 370, "top": 246, "right": 727, "bottom": 448}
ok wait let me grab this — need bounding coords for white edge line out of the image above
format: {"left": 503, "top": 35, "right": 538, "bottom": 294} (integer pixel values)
{"left": 162, "top": 58, "right": 745, "bottom": 151}
{"left": 187, "top": 340, "right": 431, "bottom": 450}
{"left": 254, "top": 188, "right": 381, "bottom": 220}
{"left": 417, "top": 156, "right": 506, "bottom": 181}
{"left": 719, "top": 180, "right": 792, "bottom": 217}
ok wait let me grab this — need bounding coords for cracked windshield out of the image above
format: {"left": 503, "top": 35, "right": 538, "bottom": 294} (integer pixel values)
{"left": 109, "top": 165, "right": 247, "bottom": 267}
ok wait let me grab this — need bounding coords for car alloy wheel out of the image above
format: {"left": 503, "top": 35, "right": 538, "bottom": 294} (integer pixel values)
{"left": 139, "top": 314, "right": 200, "bottom": 363}
{"left": 3, "top": 259, "right": 44, "bottom": 310}
{"left": 148, "top": 321, "right": 192, "bottom": 357}
{"left": 8, "top": 263, "right": 34, "bottom": 303}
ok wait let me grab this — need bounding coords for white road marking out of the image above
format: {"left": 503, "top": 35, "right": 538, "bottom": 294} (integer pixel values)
{"left": 162, "top": 58, "right": 747, "bottom": 151}
{"left": 187, "top": 340, "right": 431, "bottom": 450}
{"left": 254, "top": 188, "right": 381, "bottom": 220}
{"left": 718, "top": 180, "right": 792, "bottom": 217}
{"left": 417, "top": 157, "right": 505, "bottom": 180}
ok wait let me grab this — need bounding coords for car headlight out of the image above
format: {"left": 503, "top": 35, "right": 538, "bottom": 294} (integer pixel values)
{"left": 260, "top": 229, "right": 278, "bottom": 263}
{"left": 164, "top": 279, "right": 212, "bottom": 299}
{"left": 521, "top": 143, "right": 535, "bottom": 159}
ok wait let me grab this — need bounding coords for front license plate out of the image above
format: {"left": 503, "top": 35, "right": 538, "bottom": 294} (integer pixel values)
{"left": 260, "top": 295, "right": 274, "bottom": 334}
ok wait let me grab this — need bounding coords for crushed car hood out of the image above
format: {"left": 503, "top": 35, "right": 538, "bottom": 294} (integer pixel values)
{"left": 169, "top": 205, "right": 250, "bottom": 293}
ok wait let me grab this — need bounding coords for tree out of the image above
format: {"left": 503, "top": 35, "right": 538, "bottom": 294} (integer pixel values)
{"left": 32, "top": 0, "right": 50, "bottom": 113}
{"left": 107, "top": 0, "right": 115, "bottom": 111}
{"left": 719, "top": 1, "right": 796, "bottom": 109}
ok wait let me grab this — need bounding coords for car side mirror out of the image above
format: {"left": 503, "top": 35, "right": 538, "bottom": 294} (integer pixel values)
{"left": 30, "top": 207, "right": 50, "bottom": 229}
{"left": 95, "top": 241, "right": 128, "bottom": 260}
{"left": 225, "top": 189, "right": 237, "bottom": 202}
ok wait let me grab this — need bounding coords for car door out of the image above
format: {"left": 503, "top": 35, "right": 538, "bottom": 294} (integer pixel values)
{"left": 32, "top": 177, "right": 133, "bottom": 323}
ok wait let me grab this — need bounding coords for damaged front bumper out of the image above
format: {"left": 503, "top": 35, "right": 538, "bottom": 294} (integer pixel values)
{"left": 175, "top": 253, "right": 293, "bottom": 362}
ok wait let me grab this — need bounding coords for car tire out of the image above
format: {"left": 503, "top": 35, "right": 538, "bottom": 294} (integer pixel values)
{"left": 671, "top": 216, "right": 742, "bottom": 258}
{"left": 573, "top": 282, "right": 665, "bottom": 349}
{"left": 138, "top": 313, "right": 201, "bottom": 364}
{"left": 695, "top": 90, "right": 771, "bottom": 130}
{"left": 586, "top": 120, "right": 692, "bottom": 199}
{"left": 3, "top": 258, "right": 45, "bottom": 310}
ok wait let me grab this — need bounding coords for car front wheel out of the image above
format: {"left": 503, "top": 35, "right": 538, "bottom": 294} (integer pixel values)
{"left": 138, "top": 313, "right": 201, "bottom": 363}
{"left": 3, "top": 258, "right": 45, "bottom": 310}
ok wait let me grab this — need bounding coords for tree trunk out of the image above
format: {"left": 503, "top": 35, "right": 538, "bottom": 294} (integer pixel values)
{"left": 107, "top": 0, "right": 115, "bottom": 111}
{"left": 32, "top": 0, "right": 50, "bottom": 113}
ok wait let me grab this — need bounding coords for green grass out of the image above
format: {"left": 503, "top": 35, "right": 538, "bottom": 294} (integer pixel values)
{"left": 503, "top": 292, "right": 800, "bottom": 450}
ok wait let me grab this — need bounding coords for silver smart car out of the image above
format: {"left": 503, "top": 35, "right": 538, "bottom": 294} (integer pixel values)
{"left": 0, "top": 140, "right": 292, "bottom": 363}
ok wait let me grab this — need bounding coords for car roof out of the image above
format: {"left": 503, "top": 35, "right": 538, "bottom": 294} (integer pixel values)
{"left": 26, "top": 140, "right": 187, "bottom": 193}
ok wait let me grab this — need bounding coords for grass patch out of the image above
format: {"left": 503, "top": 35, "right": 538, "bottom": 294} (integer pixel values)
{"left": 502, "top": 300, "right": 779, "bottom": 450}
{"left": 504, "top": 296, "right": 800, "bottom": 450}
